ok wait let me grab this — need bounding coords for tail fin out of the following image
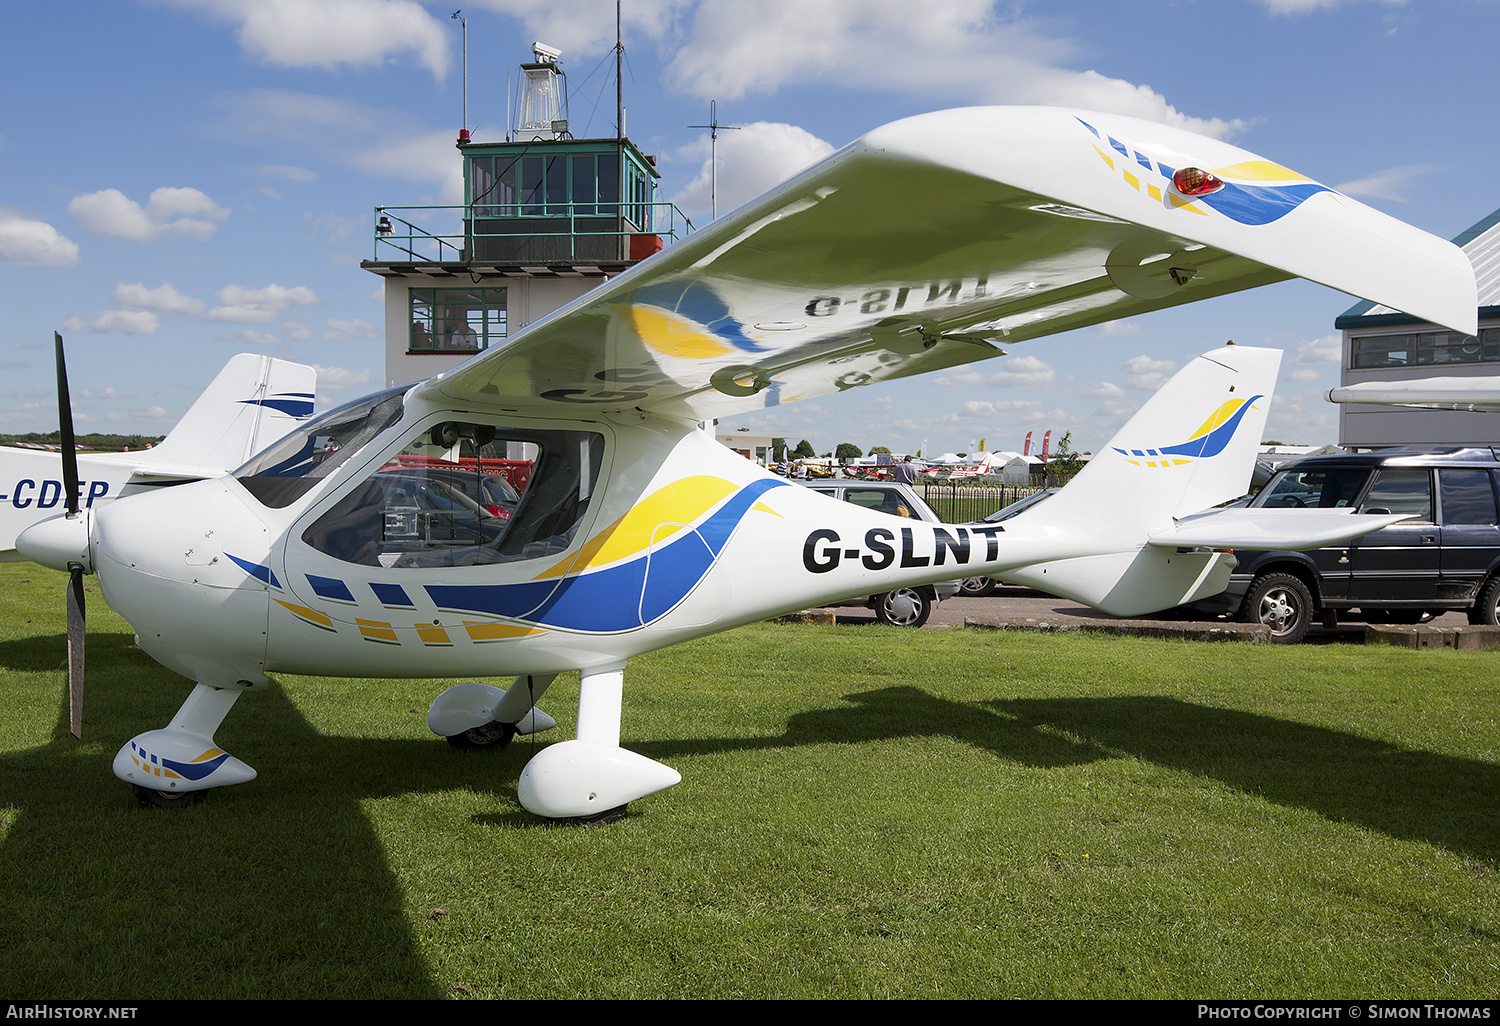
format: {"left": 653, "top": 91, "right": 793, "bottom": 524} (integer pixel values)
{"left": 135, "top": 354, "right": 316, "bottom": 473}
{"left": 1004, "top": 344, "right": 1279, "bottom": 614}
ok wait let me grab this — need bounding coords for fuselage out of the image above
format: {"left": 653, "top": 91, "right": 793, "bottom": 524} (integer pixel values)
{"left": 88, "top": 390, "right": 1117, "bottom": 687}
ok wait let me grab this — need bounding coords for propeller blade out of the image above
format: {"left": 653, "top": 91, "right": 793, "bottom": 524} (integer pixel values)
{"left": 67, "top": 564, "right": 85, "bottom": 739}
{"left": 55, "top": 332, "right": 80, "bottom": 518}
{"left": 55, "top": 334, "right": 86, "bottom": 738}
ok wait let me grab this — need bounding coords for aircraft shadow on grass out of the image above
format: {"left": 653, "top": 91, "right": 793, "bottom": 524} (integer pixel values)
{"left": 640, "top": 685, "right": 1500, "bottom": 867}
{"left": 5, "top": 623, "right": 1495, "bottom": 995}
{"left": 0, "top": 632, "right": 469, "bottom": 999}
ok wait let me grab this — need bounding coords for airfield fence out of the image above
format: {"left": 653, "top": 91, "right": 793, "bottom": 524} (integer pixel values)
{"left": 921, "top": 483, "right": 1050, "bottom": 523}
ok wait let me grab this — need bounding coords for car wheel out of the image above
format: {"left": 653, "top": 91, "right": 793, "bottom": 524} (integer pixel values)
{"left": 958, "top": 576, "right": 996, "bottom": 597}
{"left": 1241, "top": 572, "right": 1313, "bottom": 643}
{"left": 1468, "top": 576, "right": 1500, "bottom": 625}
{"left": 873, "top": 588, "right": 932, "bottom": 628}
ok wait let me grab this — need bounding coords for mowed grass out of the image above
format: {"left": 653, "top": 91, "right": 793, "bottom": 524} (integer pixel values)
{"left": 0, "top": 564, "right": 1496, "bottom": 999}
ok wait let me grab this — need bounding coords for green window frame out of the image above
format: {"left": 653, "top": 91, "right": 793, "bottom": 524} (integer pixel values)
{"left": 409, "top": 287, "right": 507, "bottom": 354}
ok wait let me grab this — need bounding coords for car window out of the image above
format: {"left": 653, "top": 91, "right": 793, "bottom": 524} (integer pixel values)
{"left": 1252, "top": 467, "right": 1370, "bottom": 509}
{"left": 1359, "top": 467, "right": 1433, "bottom": 521}
{"left": 1439, "top": 468, "right": 1500, "bottom": 526}
{"left": 842, "top": 488, "right": 915, "bottom": 517}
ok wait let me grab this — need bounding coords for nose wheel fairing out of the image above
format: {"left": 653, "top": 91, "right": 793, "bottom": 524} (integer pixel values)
{"left": 112, "top": 683, "right": 258, "bottom": 797}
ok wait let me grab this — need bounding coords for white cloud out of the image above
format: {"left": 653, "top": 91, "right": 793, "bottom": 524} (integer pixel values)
{"left": 207, "top": 284, "right": 319, "bottom": 322}
{"left": 1288, "top": 368, "right": 1324, "bottom": 382}
{"left": 324, "top": 318, "right": 378, "bottom": 343}
{"left": 661, "top": 1, "right": 1246, "bottom": 139}
{"left": 111, "top": 282, "right": 205, "bottom": 314}
{"left": 1295, "top": 333, "right": 1342, "bottom": 365}
{"left": 672, "top": 122, "right": 835, "bottom": 219}
{"left": 0, "top": 209, "right": 80, "bottom": 266}
{"left": 253, "top": 164, "right": 319, "bottom": 182}
{"left": 1123, "top": 354, "right": 1178, "bottom": 391}
{"left": 164, "top": 0, "right": 450, "bottom": 78}
{"left": 68, "top": 187, "right": 229, "bottom": 242}
{"left": 475, "top": 0, "right": 688, "bottom": 58}
{"left": 313, "top": 364, "right": 373, "bottom": 392}
{"left": 1083, "top": 381, "right": 1125, "bottom": 398}
{"left": 89, "top": 310, "right": 161, "bottom": 335}
{"left": 221, "top": 91, "right": 464, "bottom": 204}
{"left": 1090, "top": 320, "right": 1144, "bottom": 339}
{"left": 1255, "top": 0, "right": 1408, "bottom": 14}
{"left": 1334, "top": 163, "right": 1440, "bottom": 203}
{"left": 215, "top": 328, "right": 285, "bottom": 347}
{"left": 992, "top": 355, "right": 1056, "bottom": 391}
{"left": 960, "top": 398, "right": 1045, "bottom": 418}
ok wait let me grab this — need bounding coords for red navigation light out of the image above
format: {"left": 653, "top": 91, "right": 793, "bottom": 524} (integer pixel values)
{"left": 1172, "top": 167, "right": 1225, "bottom": 196}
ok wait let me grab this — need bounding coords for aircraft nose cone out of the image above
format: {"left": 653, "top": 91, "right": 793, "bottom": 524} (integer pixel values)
{"left": 16, "top": 511, "right": 92, "bottom": 573}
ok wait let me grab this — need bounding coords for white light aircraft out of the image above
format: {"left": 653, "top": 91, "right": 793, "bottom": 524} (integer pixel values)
{"left": 18, "top": 107, "right": 1476, "bottom": 820}
{"left": 0, "top": 353, "right": 316, "bottom": 561}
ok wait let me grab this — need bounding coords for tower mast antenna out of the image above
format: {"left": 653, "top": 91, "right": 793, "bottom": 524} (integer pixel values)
{"left": 452, "top": 10, "right": 467, "bottom": 141}
{"left": 689, "top": 100, "right": 739, "bottom": 220}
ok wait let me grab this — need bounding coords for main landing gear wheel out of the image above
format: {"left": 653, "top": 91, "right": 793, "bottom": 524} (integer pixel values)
{"left": 873, "top": 587, "right": 932, "bottom": 628}
{"left": 446, "top": 720, "right": 518, "bottom": 749}
{"left": 1241, "top": 572, "right": 1313, "bottom": 644}
{"left": 131, "top": 784, "right": 207, "bottom": 809}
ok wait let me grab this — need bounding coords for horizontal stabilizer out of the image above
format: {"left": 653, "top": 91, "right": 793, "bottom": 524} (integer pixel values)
{"left": 1328, "top": 379, "right": 1500, "bottom": 413}
{"left": 1148, "top": 509, "right": 1413, "bottom": 550}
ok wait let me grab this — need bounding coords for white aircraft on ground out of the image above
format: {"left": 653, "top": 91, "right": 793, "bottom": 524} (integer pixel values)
{"left": 0, "top": 353, "right": 316, "bottom": 561}
{"left": 18, "top": 106, "right": 1476, "bottom": 821}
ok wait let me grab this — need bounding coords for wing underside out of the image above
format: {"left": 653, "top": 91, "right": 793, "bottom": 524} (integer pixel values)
{"left": 416, "top": 107, "right": 1476, "bottom": 421}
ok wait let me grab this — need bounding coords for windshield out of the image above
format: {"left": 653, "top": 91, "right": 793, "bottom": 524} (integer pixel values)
{"left": 1250, "top": 466, "right": 1371, "bottom": 509}
{"left": 982, "top": 489, "right": 1054, "bottom": 523}
{"left": 235, "top": 385, "right": 410, "bottom": 509}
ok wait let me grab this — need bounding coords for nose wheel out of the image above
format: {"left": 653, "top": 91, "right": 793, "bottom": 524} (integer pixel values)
{"left": 132, "top": 784, "right": 208, "bottom": 809}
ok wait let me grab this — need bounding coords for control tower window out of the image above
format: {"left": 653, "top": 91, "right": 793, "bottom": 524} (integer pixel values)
{"left": 409, "top": 287, "right": 507, "bottom": 353}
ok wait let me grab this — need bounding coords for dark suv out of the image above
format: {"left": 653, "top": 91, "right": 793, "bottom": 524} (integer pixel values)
{"left": 1193, "top": 447, "right": 1500, "bottom": 642}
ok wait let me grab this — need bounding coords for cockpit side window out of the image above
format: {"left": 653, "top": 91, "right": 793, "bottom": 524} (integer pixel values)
{"left": 300, "top": 421, "right": 605, "bottom": 568}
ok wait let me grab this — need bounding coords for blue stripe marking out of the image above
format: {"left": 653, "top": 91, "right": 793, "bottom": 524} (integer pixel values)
{"left": 227, "top": 553, "right": 280, "bottom": 589}
{"left": 307, "top": 574, "right": 356, "bottom": 603}
{"left": 370, "top": 582, "right": 413, "bottom": 607}
{"left": 426, "top": 479, "right": 787, "bottom": 633}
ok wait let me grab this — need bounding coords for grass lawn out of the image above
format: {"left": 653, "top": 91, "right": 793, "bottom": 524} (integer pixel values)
{"left": 0, "top": 564, "right": 1496, "bottom": 999}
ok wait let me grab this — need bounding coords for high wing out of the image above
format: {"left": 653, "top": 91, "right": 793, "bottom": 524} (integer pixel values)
{"left": 0, "top": 354, "right": 315, "bottom": 561}
{"left": 1328, "top": 379, "right": 1500, "bottom": 412}
{"left": 415, "top": 106, "right": 1475, "bottom": 421}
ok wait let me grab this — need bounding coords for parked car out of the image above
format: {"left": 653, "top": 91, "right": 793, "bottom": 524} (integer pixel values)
{"left": 956, "top": 488, "right": 1059, "bottom": 596}
{"left": 1190, "top": 447, "right": 1500, "bottom": 642}
{"left": 797, "top": 480, "right": 961, "bottom": 627}
{"left": 379, "top": 463, "right": 522, "bottom": 520}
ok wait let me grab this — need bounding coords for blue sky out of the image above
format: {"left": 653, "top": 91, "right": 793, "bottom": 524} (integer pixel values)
{"left": 2, "top": 0, "right": 1496, "bottom": 456}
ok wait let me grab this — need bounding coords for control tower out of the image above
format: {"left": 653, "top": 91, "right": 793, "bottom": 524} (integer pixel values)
{"left": 363, "top": 42, "right": 693, "bottom": 387}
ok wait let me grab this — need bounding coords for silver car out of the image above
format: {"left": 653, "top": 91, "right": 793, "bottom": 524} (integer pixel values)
{"left": 797, "top": 480, "right": 961, "bottom": 627}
